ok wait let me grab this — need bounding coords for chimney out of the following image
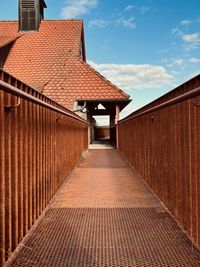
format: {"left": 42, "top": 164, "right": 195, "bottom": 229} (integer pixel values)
{"left": 19, "top": 0, "right": 47, "bottom": 32}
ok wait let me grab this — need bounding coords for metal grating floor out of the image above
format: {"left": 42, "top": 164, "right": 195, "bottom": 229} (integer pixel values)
{"left": 8, "top": 150, "right": 200, "bottom": 266}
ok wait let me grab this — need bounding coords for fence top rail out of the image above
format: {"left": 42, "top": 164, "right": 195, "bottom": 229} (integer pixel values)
{"left": 0, "top": 80, "right": 89, "bottom": 125}
{"left": 119, "top": 86, "right": 200, "bottom": 124}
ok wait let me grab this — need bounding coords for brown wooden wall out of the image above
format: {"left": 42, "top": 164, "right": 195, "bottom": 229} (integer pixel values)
{"left": 0, "top": 71, "right": 88, "bottom": 266}
{"left": 94, "top": 127, "right": 110, "bottom": 141}
{"left": 118, "top": 75, "right": 200, "bottom": 248}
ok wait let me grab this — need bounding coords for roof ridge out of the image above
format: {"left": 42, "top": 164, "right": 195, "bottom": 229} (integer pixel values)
{"left": 79, "top": 60, "right": 129, "bottom": 99}
{"left": 0, "top": 19, "right": 83, "bottom": 22}
{"left": 0, "top": 20, "right": 18, "bottom": 22}
{"left": 0, "top": 20, "right": 84, "bottom": 25}
{"left": 43, "top": 19, "right": 83, "bottom": 22}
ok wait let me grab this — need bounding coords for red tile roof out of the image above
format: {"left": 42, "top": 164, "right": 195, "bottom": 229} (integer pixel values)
{"left": 0, "top": 22, "right": 23, "bottom": 48}
{"left": 43, "top": 58, "right": 129, "bottom": 108}
{"left": 0, "top": 20, "right": 129, "bottom": 109}
{"left": 0, "top": 35, "right": 19, "bottom": 48}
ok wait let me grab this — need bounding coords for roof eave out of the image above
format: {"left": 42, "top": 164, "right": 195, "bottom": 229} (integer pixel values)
{"left": 76, "top": 98, "right": 131, "bottom": 102}
{"left": 77, "top": 98, "right": 132, "bottom": 111}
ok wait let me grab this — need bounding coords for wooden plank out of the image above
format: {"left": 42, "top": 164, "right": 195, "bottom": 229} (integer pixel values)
{"left": 18, "top": 92, "right": 24, "bottom": 244}
{"left": 190, "top": 97, "right": 198, "bottom": 243}
{"left": 11, "top": 93, "right": 19, "bottom": 251}
{"left": 23, "top": 97, "right": 28, "bottom": 235}
{"left": 32, "top": 94, "right": 37, "bottom": 223}
{"left": 0, "top": 90, "right": 5, "bottom": 265}
{"left": 196, "top": 95, "right": 200, "bottom": 245}
{"left": 4, "top": 92, "right": 12, "bottom": 259}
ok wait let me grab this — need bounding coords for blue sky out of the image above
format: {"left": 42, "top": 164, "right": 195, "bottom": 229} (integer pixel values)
{"left": 1, "top": 0, "right": 200, "bottom": 121}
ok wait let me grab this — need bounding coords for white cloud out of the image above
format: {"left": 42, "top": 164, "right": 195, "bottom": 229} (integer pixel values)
{"left": 61, "top": 0, "right": 98, "bottom": 19}
{"left": 124, "top": 5, "right": 134, "bottom": 12}
{"left": 182, "top": 33, "right": 200, "bottom": 50}
{"left": 88, "top": 61, "right": 172, "bottom": 90}
{"left": 88, "top": 19, "right": 108, "bottom": 28}
{"left": 116, "top": 17, "right": 136, "bottom": 29}
{"left": 184, "top": 43, "right": 200, "bottom": 51}
{"left": 171, "top": 20, "right": 192, "bottom": 37}
{"left": 189, "top": 57, "right": 200, "bottom": 63}
{"left": 180, "top": 20, "right": 192, "bottom": 26}
{"left": 173, "top": 59, "right": 184, "bottom": 65}
{"left": 182, "top": 33, "right": 200, "bottom": 42}
{"left": 171, "top": 27, "right": 183, "bottom": 36}
{"left": 167, "top": 58, "right": 185, "bottom": 68}
{"left": 139, "top": 6, "right": 150, "bottom": 15}
{"left": 171, "top": 70, "right": 180, "bottom": 75}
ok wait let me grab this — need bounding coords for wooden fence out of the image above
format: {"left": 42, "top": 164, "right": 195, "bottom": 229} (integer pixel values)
{"left": 118, "top": 74, "right": 200, "bottom": 247}
{"left": 0, "top": 70, "right": 88, "bottom": 265}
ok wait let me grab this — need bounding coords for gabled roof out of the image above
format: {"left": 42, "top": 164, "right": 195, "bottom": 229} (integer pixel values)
{"left": 43, "top": 59, "right": 129, "bottom": 108}
{"left": 1, "top": 20, "right": 83, "bottom": 91}
{"left": 0, "top": 20, "right": 130, "bottom": 109}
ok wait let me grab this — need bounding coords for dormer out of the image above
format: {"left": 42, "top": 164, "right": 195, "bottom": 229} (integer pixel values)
{"left": 19, "top": 0, "right": 47, "bottom": 32}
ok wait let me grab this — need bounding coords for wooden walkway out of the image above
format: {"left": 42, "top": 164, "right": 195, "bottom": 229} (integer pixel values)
{"left": 8, "top": 150, "right": 200, "bottom": 266}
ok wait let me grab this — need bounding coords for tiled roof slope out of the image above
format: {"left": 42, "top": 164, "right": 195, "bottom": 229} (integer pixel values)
{"left": 1, "top": 20, "right": 82, "bottom": 92}
{"left": 0, "top": 20, "right": 129, "bottom": 108}
{"left": 43, "top": 59, "right": 129, "bottom": 108}
{"left": 0, "top": 22, "right": 24, "bottom": 48}
{"left": 0, "top": 35, "right": 19, "bottom": 48}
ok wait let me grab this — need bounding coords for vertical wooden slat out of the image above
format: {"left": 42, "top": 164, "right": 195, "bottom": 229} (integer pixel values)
{"left": 197, "top": 96, "right": 200, "bottom": 244}
{"left": 174, "top": 105, "right": 178, "bottom": 219}
{"left": 11, "top": 93, "right": 19, "bottom": 251}
{"left": 181, "top": 101, "right": 191, "bottom": 233}
{"left": 4, "top": 92, "right": 12, "bottom": 259}
{"left": 28, "top": 96, "right": 33, "bottom": 230}
{"left": 23, "top": 95, "right": 29, "bottom": 236}
{"left": 39, "top": 103, "right": 43, "bottom": 215}
{"left": 53, "top": 112, "right": 56, "bottom": 196}
{"left": 191, "top": 98, "right": 197, "bottom": 243}
{"left": 0, "top": 90, "right": 5, "bottom": 266}
{"left": 18, "top": 93, "right": 24, "bottom": 244}
{"left": 43, "top": 101, "right": 46, "bottom": 208}
{"left": 45, "top": 105, "right": 48, "bottom": 205}
{"left": 47, "top": 105, "right": 50, "bottom": 202}
{"left": 32, "top": 95, "right": 37, "bottom": 223}
{"left": 36, "top": 94, "right": 40, "bottom": 218}
{"left": 48, "top": 106, "right": 51, "bottom": 197}
{"left": 50, "top": 110, "right": 53, "bottom": 200}
{"left": 43, "top": 102, "right": 46, "bottom": 209}
{"left": 41, "top": 103, "right": 45, "bottom": 212}
{"left": 50, "top": 108, "right": 52, "bottom": 201}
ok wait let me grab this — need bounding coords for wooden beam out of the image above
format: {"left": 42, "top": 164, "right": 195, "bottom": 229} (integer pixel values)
{"left": 90, "top": 110, "right": 113, "bottom": 116}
